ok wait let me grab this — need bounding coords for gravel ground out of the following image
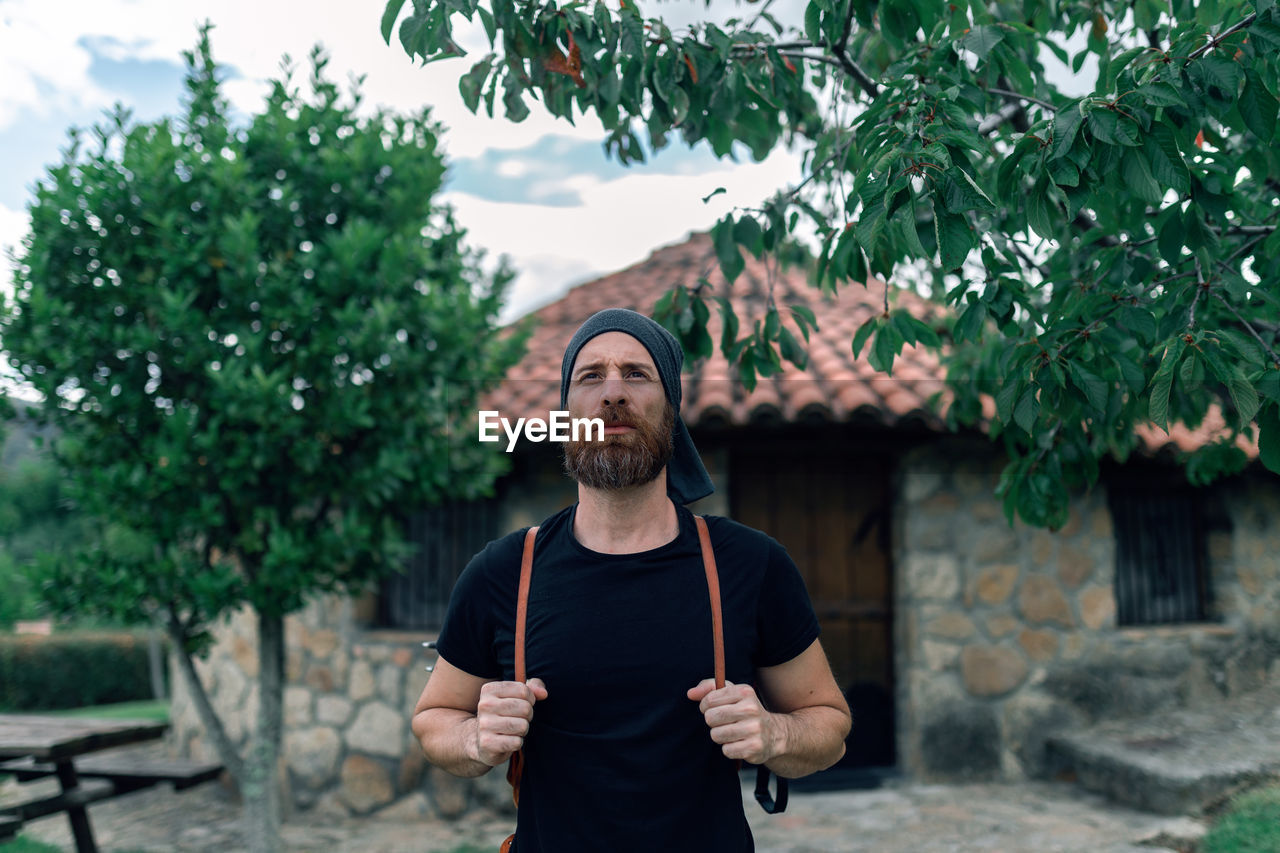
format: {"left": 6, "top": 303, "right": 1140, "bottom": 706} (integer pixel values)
{"left": 3, "top": 766, "right": 1206, "bottom": 852}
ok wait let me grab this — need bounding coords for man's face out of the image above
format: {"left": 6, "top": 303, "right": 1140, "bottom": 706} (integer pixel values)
{"left": 563, "top": 331, "right": 675, "bottom": 491}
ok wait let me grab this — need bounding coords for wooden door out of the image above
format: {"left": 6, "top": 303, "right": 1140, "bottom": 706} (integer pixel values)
{"left": 730, "top": 439, "right": 895, "bottom": 769}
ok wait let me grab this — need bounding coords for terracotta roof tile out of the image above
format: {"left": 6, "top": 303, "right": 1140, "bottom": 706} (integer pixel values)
{"left": 485, "top": 233, "right": 1245, "bottom": 457}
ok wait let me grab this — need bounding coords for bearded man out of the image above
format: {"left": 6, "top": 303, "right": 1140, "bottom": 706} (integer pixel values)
{"left": 411, "top": 309, "right": 851, "bottom": 852}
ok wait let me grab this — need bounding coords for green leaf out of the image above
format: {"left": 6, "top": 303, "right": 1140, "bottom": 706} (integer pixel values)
{"left": 1119, "top": 306, "right": 1158, "bottom": 345}
{"left": 852, "top": 314, "right": 879, "bottom": 358}
{"left": 1197, "top": 54, "right": 1242, "bottom": 96}
{"left": 1121, "top": 148, "right": 1163, "bottom": 205}
{"left": 713, "top": 216, "right": 745, "bottom": 283}
{"left": 779, "top": 325, "right": 807, "bottom": 369}
{"left": 1026, "top": 185, "right": 1055, "bottom": 240}
{"left": 1148, "top": 337, "right": 1187, "bottom": 429}
{"left": 620, "top": 8, "right": 644, "bottom": 55}
{"left": 1069, "top": 362, "right": 1109, "bottom": 413}
{"left": 459, "top": 57, "right": 492, "bottom": 113}
{"left": 804, "top": 2, "right": 822, "bottom": 44}
{"left": 869, "top": 322, "right": 903, "bottom": 374}
{"left": 1013, "top": 386, "right": 1040, "bottom": 433}
{"left": 733, "top": 216, "right": 764, "bottom": 256}
{"left": 1051, "top": 103, "right": 1084, "bottom": 160}
{"left": 906, "top": 314, "right": 941, "bottom": 347}
{"left": 1139, "top": 81, "right": 1186, "bottom": 107}
{"left": 1240, "top": 70, "right": 1278, "bottom": 142}
{"left": 790, "top": 304, "right": 817, "bottom": 342}
{"left": 1158, "top": 208, "right": 1185, "bottom": 264}
{"left": 934, "top": 211, "right": 974, "bottom": 270}
{"left": 995, "top": 378, "right": 1021, "bottom": 423}
{"left": 1228, "top": 374, "right": 1261, "bottom": 427}
{"left": 1089, "top": 108, "right": 1140, "bottom": 146}
{"left": 1260, "top": 403, "right": 1280, "bottom": 475}
{"left": 960, "top": 24, "right": 1005, "bottom": 58}
{"left": 1113, "top": 353, "right": 1147, "bottom": 394}
{"left": 1104, "top": 46, "right": 1149, "bottom": 92}
{"left": 716, "top": 296, "right": 739, "bottom": 358}
{"left": 954, "top": 300, "right": 986, "bottom": 343}
{"left": 477, "top": 6, "right": 496, "bottom": 42}
{"left": 942, "top": 170, "right": 994, "bottom": 213}
{"left": 381, "top": 0, "right": 408, "bottom": 45}
{"left": 502, "top": 78, "right": 530, "bottom": 122}
{"left": 1145, "top": 123, "right": 1190, "bottom": 195}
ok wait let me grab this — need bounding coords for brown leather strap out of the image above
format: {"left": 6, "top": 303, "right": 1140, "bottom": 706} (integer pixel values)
{"left": 694, "top": 515, "right": 726, "bottom": 690}
{"left": 506, "top": 525, "right": 538, "bottom": 813}
{"left": 513, "top": 526, "right": 538, "bottom": 683}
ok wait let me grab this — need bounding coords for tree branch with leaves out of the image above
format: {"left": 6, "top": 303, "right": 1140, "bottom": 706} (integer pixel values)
{"left": 386, "top": 0, "right": 1280, "bottom": 527}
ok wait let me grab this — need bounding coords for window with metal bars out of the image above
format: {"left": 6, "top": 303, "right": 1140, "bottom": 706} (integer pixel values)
{"left": 376, "top": 499, "right": 498, "bottom": 630}
{"left": 1108, "top": 484, "right": 1208, "bottom": 626}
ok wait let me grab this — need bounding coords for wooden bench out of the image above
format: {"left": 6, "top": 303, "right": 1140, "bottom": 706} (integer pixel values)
{"left": 0, "top": 814, "right": 23, "bottom": 842}
{"left": 0, "top": 756, "right": 223, "bottom": 794}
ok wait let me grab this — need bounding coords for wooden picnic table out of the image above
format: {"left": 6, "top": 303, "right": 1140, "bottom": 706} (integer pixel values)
{"left": 0, "top": 713, "right": 168, "bottom": 853}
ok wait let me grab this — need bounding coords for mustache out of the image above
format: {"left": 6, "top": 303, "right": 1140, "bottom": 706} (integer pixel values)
{"left": 594, "top": 404, "right": 637, "bottom": 427}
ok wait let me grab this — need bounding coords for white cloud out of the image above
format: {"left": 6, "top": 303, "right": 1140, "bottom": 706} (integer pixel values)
{"left": 0, "top": 0, "right": 605, "bottom": 156}
{"left": 448, "top": 144, "right": 805, "bottom": 321}
{"left": 0, "top": 2, "right": 115, "bottom": 128}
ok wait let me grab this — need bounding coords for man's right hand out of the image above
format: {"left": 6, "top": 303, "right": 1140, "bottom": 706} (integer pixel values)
{"left": 470, "top": 678, "right": 548, "bottom": 767}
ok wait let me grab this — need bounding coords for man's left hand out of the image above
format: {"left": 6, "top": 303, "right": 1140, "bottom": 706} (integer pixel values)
{"left": 687, "top": 679, "right": 784, "bottom": 765}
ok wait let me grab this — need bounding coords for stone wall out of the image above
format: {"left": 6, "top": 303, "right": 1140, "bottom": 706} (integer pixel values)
{"left": 894, "top": 439, "right": 1280, "bottom": 783}
{"left": 169, "top": 597, "right": 515, "bottom": 820}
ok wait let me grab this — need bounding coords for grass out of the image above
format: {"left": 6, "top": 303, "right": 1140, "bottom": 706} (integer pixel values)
{"left": 1201, "top": 784, "right": 1280, "bottom": 853}
{"left": 0, "top": 839, "right": 61, "bottom": 853}
{"left": 44, "top": 700, "right": 169, "bottom": 722}
{"left": 0, "top": 840, "right": 151, "bottom": 853}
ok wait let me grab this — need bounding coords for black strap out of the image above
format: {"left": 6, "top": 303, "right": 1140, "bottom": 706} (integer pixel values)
{"left": 754, "top": 765, "right": 788, "bottom": 814}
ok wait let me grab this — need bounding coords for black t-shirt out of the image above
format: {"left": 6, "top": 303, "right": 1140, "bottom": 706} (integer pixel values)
{"left": 435, "top": 502, "right": 821, "bottom": 853}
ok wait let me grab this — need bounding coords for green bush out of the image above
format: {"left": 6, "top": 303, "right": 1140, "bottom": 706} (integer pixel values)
{"left": 1202, "top": 785, "right": 1280, "bottom": 853}
{"left": 0, "top": 631, "right": 163, "bottom": 711}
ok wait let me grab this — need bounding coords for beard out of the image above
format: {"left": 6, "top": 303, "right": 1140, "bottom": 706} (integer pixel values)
{"left": 562, "top": 400, "right": 676, "bottom": 491}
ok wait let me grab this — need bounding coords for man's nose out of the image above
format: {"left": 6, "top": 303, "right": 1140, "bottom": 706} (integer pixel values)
{"left": 600, "top": 374, "right": 627, "bottom": 406}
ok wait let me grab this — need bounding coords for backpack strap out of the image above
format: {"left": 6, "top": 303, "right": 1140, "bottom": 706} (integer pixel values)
{"left": 694, "top": 515, "right": 787, "bottom": 814}
{"left": 504, "top": 525, "right": 539, "bottom": 816}
{"left": 503, "top": 516, "right": 787, "bottom": 820}
{"left": 693, "top": 515, "right": 725, "bottom": 690}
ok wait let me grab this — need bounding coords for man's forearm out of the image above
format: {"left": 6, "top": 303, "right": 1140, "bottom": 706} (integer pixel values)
{"left": 411, "top": 708, "right": 495, "bottom": 778}
{"left": 765, "top": 705, "right": 851, "bottom": 779}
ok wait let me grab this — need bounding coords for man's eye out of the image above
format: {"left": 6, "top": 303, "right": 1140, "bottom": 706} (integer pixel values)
{"left": 628, "top": 370, "right": 647, "bottom": 379}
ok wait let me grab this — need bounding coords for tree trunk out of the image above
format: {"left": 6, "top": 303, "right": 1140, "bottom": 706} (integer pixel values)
{"left": 166, "top": 614, "right": 246, "bottom": 782}
{"left": 243, "top": 610, "right": 285, "bottom": 853}
{"left": 147, "top": 625, "right": 167, "bottom": 700}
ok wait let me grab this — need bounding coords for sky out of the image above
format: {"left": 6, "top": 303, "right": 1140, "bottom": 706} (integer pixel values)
{"left": 0, "top": 0, "right": 809, "bottom": 327}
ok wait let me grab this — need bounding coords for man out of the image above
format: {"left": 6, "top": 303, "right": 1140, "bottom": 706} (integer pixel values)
{"left": 411, "top": 308, "right": 851, "bottom": 851}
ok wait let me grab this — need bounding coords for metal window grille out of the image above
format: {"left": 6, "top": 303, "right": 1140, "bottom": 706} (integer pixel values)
{"left": 377, "top": 499, "right": 497, "bottom": 630}
{"left": 1109, "top": 486, "right": 1207, "bottom": 626}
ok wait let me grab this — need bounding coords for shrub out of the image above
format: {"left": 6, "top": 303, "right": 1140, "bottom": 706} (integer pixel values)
{"left": 0, "top": 631, "right": 163, "bottom": 711}
{"left": 1202, "top": 785, "right": 1280, "bottom": 853}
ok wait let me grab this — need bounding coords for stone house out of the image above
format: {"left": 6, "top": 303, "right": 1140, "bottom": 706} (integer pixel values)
{"left": 170, "top": 233, "right": 1280, "bottom": 819}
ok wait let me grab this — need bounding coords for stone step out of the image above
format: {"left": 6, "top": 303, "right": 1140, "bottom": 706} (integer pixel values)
{"left": 1045, "top": 684, "right": 1280, "bottom": 815}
